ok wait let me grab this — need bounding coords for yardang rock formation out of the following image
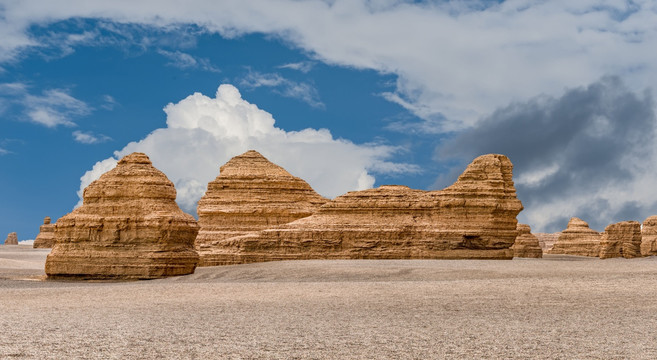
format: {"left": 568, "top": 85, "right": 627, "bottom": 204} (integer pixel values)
{"left": 548, "top": 217, "right": 601, "bottom": 257}
{"left": 33, "top": 216, "right": 55, "bottom": 248}
{"left": 206, "top": 154, "right": 523, "bottom": 265}
{"left": 45, "top": 152, "right": 199, "bottom": 280}
{"left": 4, "top": 232, "right": 18, "bottom": 245}
{"left": 512, "top": 224, "right": 543, "bottom": 258}
{"left": 640, "top": 216, "right": 657, "bottom": 256}
{"left": 599, "top": 221, "right": 642, "bottom": 259}
{"left": 196, "top": 150, "right": 328, "bottom": 266}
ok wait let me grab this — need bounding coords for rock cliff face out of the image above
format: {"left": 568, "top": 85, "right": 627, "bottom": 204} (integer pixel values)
{"left": 599, "top": 221, "right": 642, "bottom": 259}
{"left": 206, "top": 154, "right": 523, "bottom": 265}
{"left": 196, "top": 150, "right": 328, "bottom": 266}
{"left": 512, "top": 224, "right": 543, "bottom": 258}
{"left": 4, "top": 232, "right": 18, "bottom": 245}
{"left": 640, "top": 216, "right": 657, "bottom": 256}
{"left": 548, "top": 218, "right": 601, "bottom": 256}
{"left": 535, "top": 232, "right": 560, "bottom": 253}
{"left": 33, "top": 217, "right": 55, "bottom": 248}
{"left": 45, "top": 153, "right": 199, "bottom": 280}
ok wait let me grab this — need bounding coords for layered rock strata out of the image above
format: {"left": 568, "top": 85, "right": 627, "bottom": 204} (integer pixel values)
{"left": 207, "top": 154, "right": 523, "bottom": 265}
{"left": 196, "top": 150, "right": 328, "bottom": 266}
{"left": 548, "top": 218, "right": 601, "bottom": 256}
{"left": 512, "top": 224, "right": 543, "bottom": 258}
{"left": 640, "top": 216, "right": 657, "bottom": 256}
{"left": 45, "top": 153, "right": 199, "bottom": 280}
{"left": 33, "top": 216, "right": 56, "bottom": 248}
{"left": 535, "top": 232, "right": 560, "bottom": 253}
{"left": 4, "top": 232, "right": 18, "bottom": 245}
{"left": 599, "top": 221, "right": 642, "bottom": 259}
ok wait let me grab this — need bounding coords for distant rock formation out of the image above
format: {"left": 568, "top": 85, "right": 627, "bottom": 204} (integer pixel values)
{"left": 206, "top": 154, "right": 523, "bottom": 265}
{"left": 534, "top": 232, "right": 560, "bottom": 253}
{"left": 33, "top": 216, "right": 55, "bottom": 248}
{"left": 548, "top": 218, "right": 601, "bottom": 256}
{"left": 599, "top": 221, "right": 642, "bottom": 259}
{"left": 196, "top": 150, "right": 328, "bottom": 266}
{"left": 45, "top": 153, "right": 199, "bottom": 280}
{"left": 4, "top": 232, "right": 18, "bottom": 245}
{"left": 512, "top": 224, "right": 543, "bottom": 258}
{"left": 640, "top": 216, "right": 657, "bottom": 256}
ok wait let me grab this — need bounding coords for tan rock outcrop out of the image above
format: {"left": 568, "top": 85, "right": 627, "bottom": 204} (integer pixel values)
{"left": 548, "top": 218, "right": 601, "bottom": 256}
{"left": 535, "top": 232, "right": 560, "bottom": 253}
{"left": 207, "top": 154, "right": 523, "bottom": 265}
{"left": 4, "top": 232, "right": 18, "bottom": 245}
{"left": 512, "top": 224, "right": 543, "bottom": 258}
{"left": 599, "top": 221, "right": 642, "bottom": 259}
{"left": 33, "top": 216, "right": 55, "bottom": 248}
{"left": 640, "top": 216, "right": 657, "bottom": 256}
{"left": 196, "top": 150, "right": 328, "bottom": 266}
{"left": 45, "top": 153, "right": 199, "bottom": 280}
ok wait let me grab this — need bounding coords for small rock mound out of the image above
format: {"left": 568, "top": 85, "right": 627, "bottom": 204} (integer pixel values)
{"left": 549, "top": 217, "right": 601, "bottom": 256}
{"left": 33, "top": 216, "right": 56, "bottom": 248}
{"left": 640, "top": 216, "right": 657, "bottom": 256}
{"left": 512, "top": 224, "right": 543, "bottom": 258}
{"left": 534, "top": 232, "right": 560, "bottom": 252}
{"left": 599, "top": 221, "right": 642, "bottom": 259}
{"left": 45, "top": 152, "right": 199, "bottom": 280}
{"left": 4, "top": 232, "right": 18, "bottom": 245}
{"left": 195, "top": 150, "right": 328, "bottom": 266}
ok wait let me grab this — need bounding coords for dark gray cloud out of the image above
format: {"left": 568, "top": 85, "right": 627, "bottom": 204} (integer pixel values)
{"left": 435, "top": 76, "right": 657, "bottom": 232}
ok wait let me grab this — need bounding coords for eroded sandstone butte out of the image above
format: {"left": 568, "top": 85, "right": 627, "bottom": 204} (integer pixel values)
{"left": 599, "top": 221, "right": 642, "bottom": 259}
{"left": 4, "top": 232, "right": 18, "bottom": 245}
{"left": 535, "top": 232, "right": 560, "bottom": 253}
{"left": 548, "top": 217, "right": 601, "bottom": 256}
{"left": 196, "top": 150, "right": 328, "bottom": 266}
{"left": 207, "top": 154, "right": 523, "bottom": 265}
{"left": 33, "top": 216, "right": 55, "bottom": 248}
{"left": 512, "top": 224, "right": 543, "bottom": 258}
{"left": 640, "top": 216, "right": 657, "bottom": 256}
{"left": 45, "top": 153, "right": 199, "bottom": 280}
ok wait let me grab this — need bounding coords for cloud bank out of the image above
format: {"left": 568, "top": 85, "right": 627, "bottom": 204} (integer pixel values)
{"left": 1, "top": 1, "right": 656, "bottom": 130}
{"left": 77, "top": 84, "right": 416, "bottom": 213}
{"left": 437, "top": 76, "right": 657, "bottom": 232}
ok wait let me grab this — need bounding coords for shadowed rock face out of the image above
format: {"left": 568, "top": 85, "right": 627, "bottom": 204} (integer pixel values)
{"left": 45, "top": 152, "right": 199, "bottom": 280}
{"left": 33, "top": 217, "right": 55, "bottom": 248}
{"left": 207, "top": 154, "right": 523, "bottom": 265}
{"left": 640, "top": 216, "right": 657, "bottom": 256}
{"left": 549, "top": 217, "right": 601, "bottom": 256}
{"left": 195, "top": 150, "right": 328, "bottom": 266}
{"left": 599, "top": 221, "right": 642, "bottom": 259}
{"left": 4, "top": 232, "right": 18, "bottom": 245}
{"left": 512, "top": 224, "right": 543, "bottom": 258}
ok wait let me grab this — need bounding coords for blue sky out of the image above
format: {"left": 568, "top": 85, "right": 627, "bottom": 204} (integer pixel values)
{"left": 2, "top": 1, "right": 657, "bottom": 241}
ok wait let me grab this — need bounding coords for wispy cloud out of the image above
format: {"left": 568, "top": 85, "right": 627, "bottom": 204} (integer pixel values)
{"left": 0, "top": 83, "right": 91, "bottom": 127}
{"left": 72, "top": 130, "right": 111, "bottom": 144}
{"left": 0, "top": 147, "right": 9, "bottom": 155}
{"left": 278, "top": 61, "right": 314, "bottom": 73}
{"left": 157, "top": 49, "right": 220, "bottom": 73}
{"left": 100, "top": 94, "right": 118, "bottom": 110}
{"left": 240, "top": 71, "right": 324, "bottom": 109}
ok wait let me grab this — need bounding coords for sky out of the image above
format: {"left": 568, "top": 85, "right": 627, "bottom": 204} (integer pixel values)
{"left": 1, "top": 0, "right": 657, "bottom": 242}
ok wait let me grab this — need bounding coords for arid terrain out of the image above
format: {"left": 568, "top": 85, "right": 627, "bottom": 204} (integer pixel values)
{"left": 2, "top": 245, "right": 657, "bottom": 359}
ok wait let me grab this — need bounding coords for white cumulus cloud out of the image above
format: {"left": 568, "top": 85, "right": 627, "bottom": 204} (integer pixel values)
{"left": 76, "top": 84, "right": 417, "bottom": 213}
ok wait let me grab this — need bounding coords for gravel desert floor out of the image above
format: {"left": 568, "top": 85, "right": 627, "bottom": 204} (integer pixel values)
{"left": 2, "top": 245, "right": 657, "bottom": 359}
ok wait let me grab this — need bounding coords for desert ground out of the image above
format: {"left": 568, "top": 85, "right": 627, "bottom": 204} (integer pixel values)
{"left": 2, "top": 246, "right": 657, "bottom": 359}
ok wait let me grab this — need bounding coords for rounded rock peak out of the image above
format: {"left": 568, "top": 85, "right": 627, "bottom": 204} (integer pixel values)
{"left": 567, "top": 217, "right": 590, "bottom": 229}
{"left": 517, "top": 223, "right": 531, "bottom": 234}
{"left": 43, "top": 216, "right": 51, "bottom": 225}
{"left": 118, "top": 152, "right": 152, "bottom": 165}
{"left": 643, "top": 215, "right": 657, "bottom": 227}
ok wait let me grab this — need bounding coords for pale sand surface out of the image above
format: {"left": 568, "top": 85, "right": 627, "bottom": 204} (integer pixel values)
{"left": 2, "top": 247, "right": 657, "bottom": 359}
